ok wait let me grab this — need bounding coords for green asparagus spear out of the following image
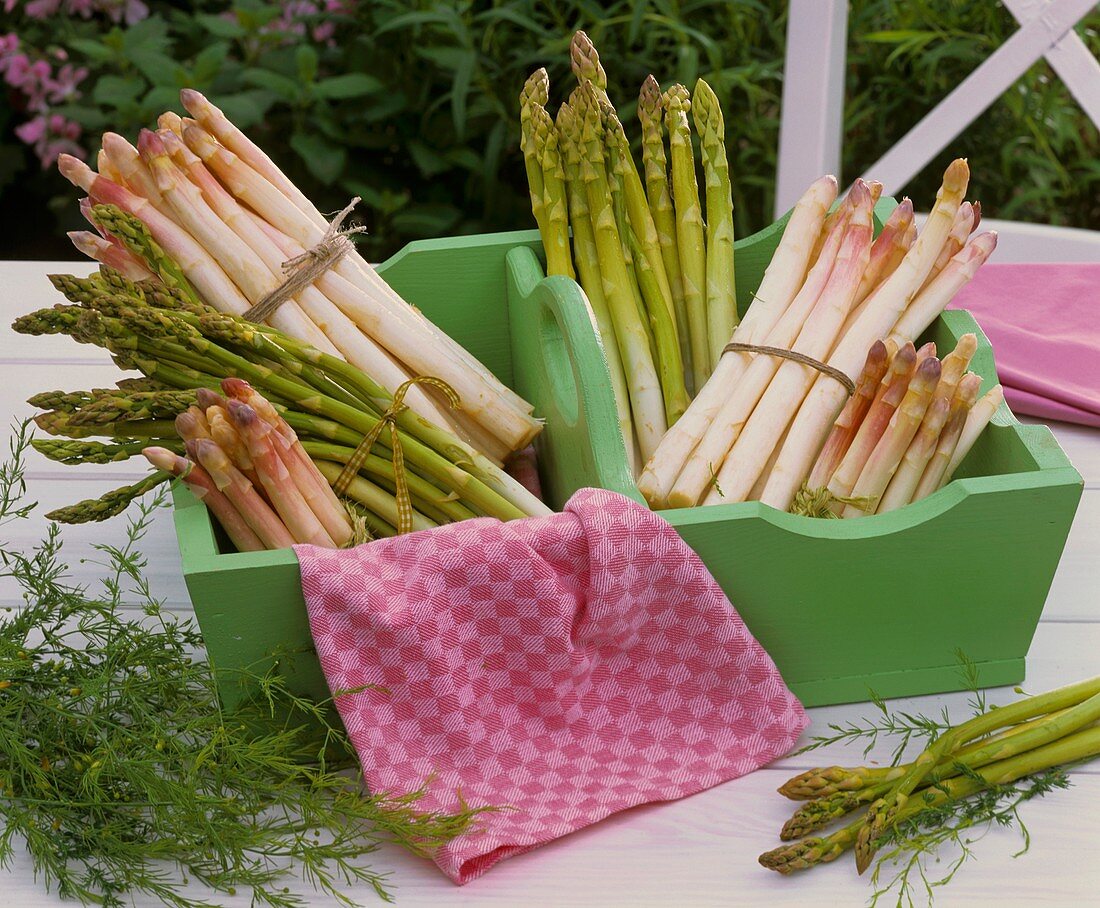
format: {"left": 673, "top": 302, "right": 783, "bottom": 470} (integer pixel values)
{"left": 32, "top": 438, "right": 182, "bottom": 465}
{"left": 856, "top": 674, "right": 1100, "bottom": 872}
{"left": 691, "top": 79, "right": 738, "bottom": 364}
{"left": 519, "top": 68, "right": 551, "bottom": 237}
{"left": 45, "top": 471, "right": 170, "bottom": 524}
{"left": 574, "top": 83, "right": 667, "bottom": 461}
{"left": 761, "top": 723, "right": 1100, "bottom": 874}
{"left": 556, "top": 102, "right": 639, "bottom": 472}
{"left": 528, "top": 103, "right": 575, "bottom": 279}
{"left": 664, "top": 84, "right": 709, "bottom": 390}
{"left": 600, "top": 101, "right": 687, "bottom": 424}
{"left": 639, "top": 75, "right": 692, "bottom": 389}
{"left": 569, "top": 30, "right": 608, "bottom": 96}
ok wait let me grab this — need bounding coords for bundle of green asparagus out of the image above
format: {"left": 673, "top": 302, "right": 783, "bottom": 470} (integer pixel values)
{"left": 57, "top": 89, "right": 540, "bottom": 463}
{"left": 638, "top": 161, "right": 996, "bottom": 512}
{"left": 520, "top": 32, "right": 735, "bottom": 471}
{"left": 16, "top": 248, "right": 551, "bottom": 536}
{"left": 793, "top": 335, "right": 1003, "bottom": 517}
{"left": 760, "top": 675, "right": 1100, "bottom": 889}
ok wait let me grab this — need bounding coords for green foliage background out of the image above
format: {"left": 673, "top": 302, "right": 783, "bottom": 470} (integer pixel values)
{"left": 2, "top": 0, "right": 1097, "bottom": 261}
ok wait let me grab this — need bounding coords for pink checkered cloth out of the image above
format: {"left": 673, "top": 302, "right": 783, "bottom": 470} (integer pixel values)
{"left": 295, "top": 488, "right": 806, "bottom": 883}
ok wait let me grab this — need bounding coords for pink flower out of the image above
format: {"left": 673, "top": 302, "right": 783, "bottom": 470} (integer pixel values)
{"left": 24, "top": 0, "right": 63, "bottom": 18}
{"left": 45, "top": 62, "right": 87, "bottom": 102}
{"left": 2, "top": 53, "right": 32, "bottom": 87}
{"left": 15, "top": 116, "right": 47, "bottom": 145}
{"left": 0, "top": 33, "right": 18, "bottom": 55}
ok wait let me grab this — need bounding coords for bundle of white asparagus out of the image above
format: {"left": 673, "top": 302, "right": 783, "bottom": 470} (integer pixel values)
{"left": 57, "top": 89, "right": 540, "bottom": 466}
{"left": 795, "top": 337, "right": 1004, "bottom": 517}
{"left": 638, "top": 159, "right": 999, "bottom": 513}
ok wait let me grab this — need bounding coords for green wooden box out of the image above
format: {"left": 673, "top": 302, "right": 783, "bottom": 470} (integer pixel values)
{"left": 173, "top": 205, "right": 1082, "bottom": 710}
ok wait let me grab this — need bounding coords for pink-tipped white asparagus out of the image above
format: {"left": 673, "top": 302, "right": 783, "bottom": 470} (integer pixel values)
{"left": 703, "top": 185, "right": 875, "bottom": 505}
{"left": 137, "top": 131, "right": 337, "bottom": 355}
{"left": 826, "top": 342, "right": 918, "bottom": 507}
{"left": 67, "top": 230, "right": 155, "bottom": 281}
{"left": 888, "top": 232, "right": 998, "bottom": 347}
{"left": 806, "top": 340, "right": 890, "bottom": 489}
{"left": 637, "top": 173, "right": 837, "bottom": 507}
{"left": 58, "top": 154, "right": 255, "bottom": 318}
{"left": 760, "top": 158, "right": 971, "bottom": 511}
{"left": 662, "top": 182, "right": 862, "bottom": 507}
{"left": 222, "top": 379, "right": 353, "bottom": 545}
{"left": 921, "top": 201, "right": 976, "bottom": 290}
{"left": 876, "top": 394, "right": 951, "bottom": 513}
{"left": 181, "top": 123, "right": 537, "bottom": 451}
{"left": 143, "top": 445, "right": 265, "bottom": 552}
{"left": 943, "top": 382, "right": 1005, "bottom": 483}
{"left": 226, "top": 400, "right": 335, "bottom": 547}
{"left": 192, "top": 437, "right": 296, "bottom": 549}
{"left": 842, "top": 355, "right": 942, "bottom": 517}
{"left": 175, "top": 407, "right": 213, "bottom": 443}
{"left": 855, "top": 198, "right": 914, "bottom": 306}
{"left": 153, "top": 129, "right": 458, "bottom": 432}
{"left": 913, "top": 374, "right": 985, "bottom": 500}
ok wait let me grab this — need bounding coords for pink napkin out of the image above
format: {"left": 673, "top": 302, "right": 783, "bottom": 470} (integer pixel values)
{"left": 295, "top": 488, "right": 807, "bottom": 884}
{"left": 950, "top": 263, "right": 1100, "bottom": 427}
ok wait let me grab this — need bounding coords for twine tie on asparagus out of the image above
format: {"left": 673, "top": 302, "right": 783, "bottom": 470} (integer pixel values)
{"left": 722, "top": 342, "right": 856, "bottom": 396}
{"left": 243, "top": 198, "right": 366, "bottom": 323}
{"left": 332, "top": 376, "right": 461, "bottom": 535}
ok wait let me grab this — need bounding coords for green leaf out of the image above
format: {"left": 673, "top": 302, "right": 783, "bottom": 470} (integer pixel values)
{"left": 192, "top": 43, "right": 231, "bottom": 84}
{"left": 242, "top": 68, "right": 302, "bottom": 101}
{"left": 66, "top": 38, "right": 116, "bottom": 64}
{"left": 195, "top": 13, "right": 247, "bottom": 39}
{"left": 391, "top": 203, "right": 462, "bottom": 236}
{"left": 314, "top": 74, "right": 383, "bottom": 99}
{"left": 450, "top": 52, "right": 475, "bottom": 139}
{"left": 407, "top": 140, "right": 450, "bottom": 178}
{"left": 93, "top": 75, "right": 145, "bottom": 108}
{"left": 290, "top": 132, "right": 346, "bottom": 184}
{"left": 213, "top": 90, "right": 277, "bottom": 129}
{"left": 296, "top": 45, "right": 319, "bottom": 84}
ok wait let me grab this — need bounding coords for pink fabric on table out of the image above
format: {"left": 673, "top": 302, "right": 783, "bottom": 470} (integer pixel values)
{"left": 295, "top": 488, "right": 807, "bottom": 885}
{"left": 949, "top": 263, "right": 1100, "bottom": 427}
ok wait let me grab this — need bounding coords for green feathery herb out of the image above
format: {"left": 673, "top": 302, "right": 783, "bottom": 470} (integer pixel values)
{"left": 0, "top": 423, "right": 488, "bottom": 906}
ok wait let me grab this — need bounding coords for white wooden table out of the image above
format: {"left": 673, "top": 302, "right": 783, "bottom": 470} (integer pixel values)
{"left": 3, "top": 260, "right": 1098, "bottom": 906}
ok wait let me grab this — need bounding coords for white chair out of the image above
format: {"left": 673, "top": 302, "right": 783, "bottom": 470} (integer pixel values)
{"left": 775, "top": 0, "right": 1100, "bottom": 262}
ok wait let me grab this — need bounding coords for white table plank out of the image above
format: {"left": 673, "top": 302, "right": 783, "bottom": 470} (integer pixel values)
{"left": 2, "top": 261, "right": 1098, "bottom": 906}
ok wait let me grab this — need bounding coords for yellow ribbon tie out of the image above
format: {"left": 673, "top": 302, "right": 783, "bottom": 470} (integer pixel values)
{"left": 331, "top": 376, "right": 461, "bottom": 535}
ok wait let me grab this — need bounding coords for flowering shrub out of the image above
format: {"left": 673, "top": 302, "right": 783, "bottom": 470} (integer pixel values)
{"left": 1, "top": 1, "right": 1097, "bottom": 261}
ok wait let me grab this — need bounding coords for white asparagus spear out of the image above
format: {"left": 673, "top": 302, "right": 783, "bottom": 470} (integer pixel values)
{"left": 67, "top": 230, "right": 155, "bottom": 281}
{"left": 663, "top": 183, "right": 860, "bottom": 507}
{"left": 876, "top": 394, "right": 951, "bottom": 513}
{"left": 702, "top": 186, "right": 875, "bottom": 505}
{"left": 854, "top": 198, "right": 914, "bottom": 307}
{"left": 842, "top": 356, "right": 942, "bottom": 517}
{"left": 920, "top": 200, "right": 976, "bottom": 291}
{"left": 759, "top": 158, "right": 971, "bottom": 511}
{"left": 101, "top": 132, "right": 170, "bottom": 212}
{"left": 183, "top": 124, "right": 538, "bottom": 449}
{"left": 139, "top": 133, "right": 337, "bottom": 355}
{"left": 887, "top": 233, "right": 998, "bottom": 347}
{"left": 912, "top": 373, "right": 985, "bottom": 500}
{"left": 58, "top": 155, "right": 255, "bottom": 318}
{"left": 182, "top": 88, "right": 320, "bottom": 219}
{"left": 825, "top": 342, "right": 918, "bottom": 509}
{"left": 180, "top": 121, "right": 532, "bottom": 420}
{"left": 637, "top": 174, "right": 837, "bottom": 507}
{"left": 943, "top": 382, "right": 1005, "bottom": 483}
{"left": 96, "top": 148, "right": 123, "bottom": 184}
{"left": 155, "top": 128, "right": 461, "bottom": 433}
{"left": 806, "top": 339, "right": 890, "bottom": 490}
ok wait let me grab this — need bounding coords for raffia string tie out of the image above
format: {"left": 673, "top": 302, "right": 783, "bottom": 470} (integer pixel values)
{"left": 722, "top": 342, "right": 856, "bottom": 396}
{"left": 243, "top": 197, "right": 366, "bottom": 324}
{"left": 331, "top": 376, "right": 461, "bottom": 535}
